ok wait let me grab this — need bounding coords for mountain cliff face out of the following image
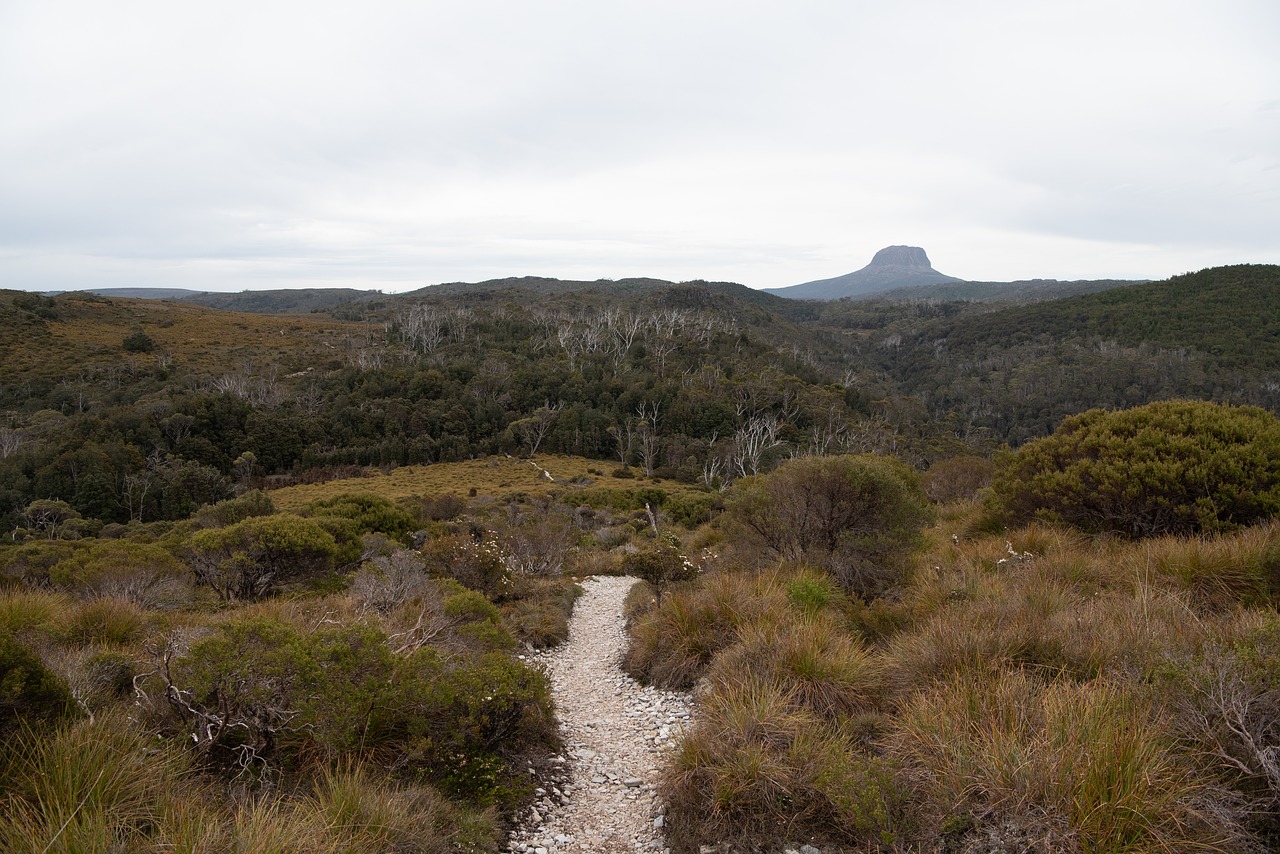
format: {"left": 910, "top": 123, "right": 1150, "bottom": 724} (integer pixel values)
{"left": 764, "top": 245, "right": 963, "bottom": 300}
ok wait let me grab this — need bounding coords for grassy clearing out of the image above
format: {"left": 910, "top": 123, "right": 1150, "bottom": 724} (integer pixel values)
{"left": 1, "top": 290, "right": 362, "bottom": 379}
{"left": 270, "top": 454, "right": 709, "bottom": 510}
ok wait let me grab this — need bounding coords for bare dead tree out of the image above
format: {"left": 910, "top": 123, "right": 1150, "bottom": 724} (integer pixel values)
{"left": 608, "top": 311, "right": 644, "bottom": 368}
{"left": 635, "top": 402, "right": 663, "bottom": 477}
{"left": 607, "top": 420, "right": 636, "bottom": 466}
{"left": 0, "top": 426, "right": 24, "bottom": 459}
{"left": 803, "top": 405, "right": 851, "bottom": 457}
{"left": 732, "top": 413, "right": 784, "bottom": 478}
{"left": 1177, "top": 644, "right": 1280, "bottom": 804}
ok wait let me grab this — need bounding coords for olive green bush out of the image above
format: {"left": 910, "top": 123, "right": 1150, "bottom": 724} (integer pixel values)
{"left": 619, "top": 540, "right": 697, "bottom": 606}
{"left": 186, "top": 514, "right": 338, "bottom": 601}
{"left": 989, "top": 400, "right": 1280, "bottom": 537}
{"left": 302, "top": 493, "right": 417, "bottom": 543}
{"left": 48, "top": 539, "right": 191, "bottom": 607}
{"left": 193, "top": 489, "right": 275, "bottom": 528}
{"left": 726, "top": 454, "right": 932, "bottom": 597}
{"left": 1, "top": 630, "right": 74, "bottom": 735}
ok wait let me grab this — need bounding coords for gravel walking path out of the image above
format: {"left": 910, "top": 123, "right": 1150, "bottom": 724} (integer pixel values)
{"left": 507, "top": 575, "right": 693, "bottom": 854}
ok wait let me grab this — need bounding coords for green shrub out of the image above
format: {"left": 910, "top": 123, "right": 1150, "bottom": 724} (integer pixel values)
{"left": 988, "top": 400, "right": 1280, "bottom": 538}
{"left": 421, "top": 534, "right": 510, "bottom": 599}
{"left": 302, "top": 492, "right": 417, "bottom": 543}
{"left": 619, "top": 541, "right": 698, "bottom": 606}
{"left": 726, "top": 454, "right": 932, "bottom": 598}
{"left": 785, "top": 570, "right": 841, "bottom": 616}
{"left": 397, "top": 649, "right": 556, "bottom": 806}
{"left": 158, "top": 616, "right": 399, "bottom": 768}
{"left": 306, "top": 514, "right": 366, "bottom": 570}
{"left": 187, "top": 514, "right": 338, "bottom": 601}
{"left": 0, "top": 540, "right": 78, "bottom": 588}
{"left": 48, "top": 539, "right": 191, "bottom": 607}
{"left": 121, "top": 329, "right": 154, "bottom": 352}
{"left": 665, "top": 491, "right": 719, "bottom": 528}
{"left": 1, "top": 630, "right": 74, "bottom": 734}
{"left": 443, "top": 587, "right": 515, "bottom": 651}
{"left": 193, "top": 489, "right": 275, "bottom": 528}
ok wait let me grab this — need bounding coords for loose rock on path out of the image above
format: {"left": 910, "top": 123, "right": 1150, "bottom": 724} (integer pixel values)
{"left": 507, "top": 575, "right": 692, "bottom": 854}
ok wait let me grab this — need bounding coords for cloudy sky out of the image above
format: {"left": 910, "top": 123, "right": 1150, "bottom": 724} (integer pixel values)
{"left": 2, "top": 1, "right": 1277, "bottom": 293}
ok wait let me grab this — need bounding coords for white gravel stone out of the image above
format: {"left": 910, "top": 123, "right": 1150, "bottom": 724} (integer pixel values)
{"left": 506, "top": 576, "right": 692, "bottom": 853}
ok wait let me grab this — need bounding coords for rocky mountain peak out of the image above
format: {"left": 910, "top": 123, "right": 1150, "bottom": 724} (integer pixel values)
{"left": 764, "top": 244, "right": 961, "bottom": 300}
{"left": 867, "top": 245, "right": 934, "bottom": 269}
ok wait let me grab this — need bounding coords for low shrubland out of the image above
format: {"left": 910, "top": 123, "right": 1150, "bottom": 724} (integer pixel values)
{"left": 8, "top": 426, "right": 1280, "bottom": 851}
{"left": 630, "top": 492, "right": 1280, "bottom": 852}
{"left": 0, "top": 480, "right": 613, "bottom": 852}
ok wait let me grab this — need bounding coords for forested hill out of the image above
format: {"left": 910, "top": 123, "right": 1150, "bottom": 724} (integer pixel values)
{"left": 393, "top": 276, "right": 822, "bottom": 324}
{"left": 845, "top": 264, "right": 1280, "bottom": 442}
{"left": 930, "top": 264, "right": 1280, "bottom": 371}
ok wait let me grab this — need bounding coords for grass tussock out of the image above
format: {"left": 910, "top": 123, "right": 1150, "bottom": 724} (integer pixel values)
{"left": 499, "top": 577, "right": 582, "bottom": 649}
{"left": 624, "top": 567, "right": 799, "bottom": 690}
{"left": 0, "top": 588, "right": 73, "bottom": 641}
{"left": 889, "top": 670, "right": 1236, "bottom": 851}
{"left": 308, "top": 764, "right": 498, "bottom": 853}
{"left": 0, "top": 710, "right": 218, "bottom": 853}
{"left": 708, "top": 619, "right": 883, "bottom": 720}
{"left": 663, "top": 676, "right": 900, "bottom": 854}
{"left": 58, "top": 596, "right": 150, "bottom": 647}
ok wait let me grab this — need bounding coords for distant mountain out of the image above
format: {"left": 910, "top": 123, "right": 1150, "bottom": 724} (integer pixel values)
{"left": 766, "top": 246, "right": 963, "bottom": 300}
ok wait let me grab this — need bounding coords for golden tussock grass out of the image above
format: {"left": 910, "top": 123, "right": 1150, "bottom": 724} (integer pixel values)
{"left": 270, "top": 454, "right": 706, "bottom": 510}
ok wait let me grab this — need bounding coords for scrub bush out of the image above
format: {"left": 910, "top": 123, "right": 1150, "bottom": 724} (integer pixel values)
{"left": 988, "top": 400, "right": 1280, "bottom": 538}
{"left": 726, "top": 454, "right": 932, "bottom": 597}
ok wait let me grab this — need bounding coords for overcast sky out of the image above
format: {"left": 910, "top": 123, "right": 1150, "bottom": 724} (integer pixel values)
{"left": 2, "top": 1, "right": 1277, "bottom": 293}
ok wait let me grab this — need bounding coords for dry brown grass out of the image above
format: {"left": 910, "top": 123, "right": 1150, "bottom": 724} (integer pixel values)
{"left": 269, "top": 454, "right": 707, "bottom": 510}
{"left": 887, "top": 670, "right": 1238, "bottom": 851}
{"left": 644, "top": 504, "right": 1280, "bottom": 851}
{"left": 662, "top": 674, "right": 900, "bottom": 853}
{"left": 624, "top": 567, "right": 797, "bottom": 690}
{"left": 3, "top": 292, "right": 362, "bottom": 378}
